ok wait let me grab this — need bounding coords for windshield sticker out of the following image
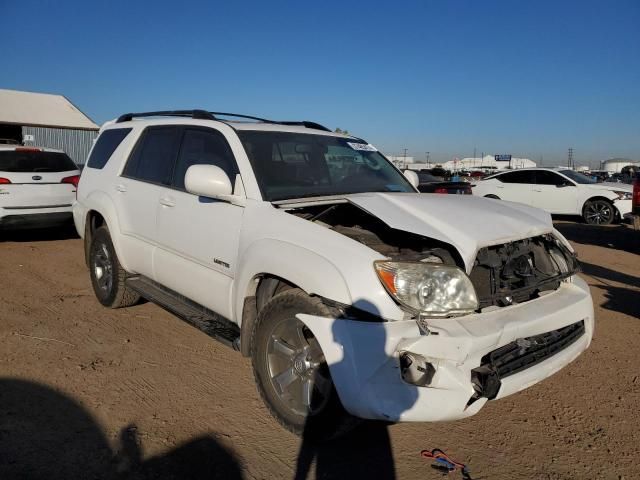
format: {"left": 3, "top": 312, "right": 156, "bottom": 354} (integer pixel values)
{"left": 346, "top": 142, "right": 378, "bottom": 152}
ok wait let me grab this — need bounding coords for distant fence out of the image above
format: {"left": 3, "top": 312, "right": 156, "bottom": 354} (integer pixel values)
{"left": 22, "top": 126, "right": 98, "bottom": 165}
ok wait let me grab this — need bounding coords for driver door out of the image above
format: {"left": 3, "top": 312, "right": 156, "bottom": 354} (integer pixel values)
{"left": 154, "top": 127, "right": 243, "bottom": 319}
{"left": 531, "top": 171, "right": 578, "bottom": 214}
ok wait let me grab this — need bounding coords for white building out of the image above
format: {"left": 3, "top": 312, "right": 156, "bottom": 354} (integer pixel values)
{"left": 600, "top": 158, "right": 640, "bottom": 173}
{"left": 439, "top": 155, "right": 536, "bottom": 172}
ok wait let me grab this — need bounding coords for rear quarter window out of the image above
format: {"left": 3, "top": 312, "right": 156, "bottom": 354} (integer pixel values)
{"left": 86, "top": 128, "right": 132, "bottom": 169}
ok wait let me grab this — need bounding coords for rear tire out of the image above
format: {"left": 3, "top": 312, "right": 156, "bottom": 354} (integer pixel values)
{"left": 89, "top": 226, "right": 140, "bottom": 308}
{"left": 251, "top": 289, "right": 358, "bottom": 440}
{"left": 582, "top": 199, "right": 614, "bottom": 225}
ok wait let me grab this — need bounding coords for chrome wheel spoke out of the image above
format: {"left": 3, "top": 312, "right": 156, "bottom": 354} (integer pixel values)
{"left": 273, "top": 366, "right": 297, "bottom": 393}
{"left": 271, "top": 336, "right": 296, "bottom": 357}
{"left": 302, "top": 378, "right": 314, "bottom": 407}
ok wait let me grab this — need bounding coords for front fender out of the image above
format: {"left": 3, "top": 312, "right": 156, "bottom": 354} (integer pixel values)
{"left": 233, "top": 238, "right": 351, "bottom": 325}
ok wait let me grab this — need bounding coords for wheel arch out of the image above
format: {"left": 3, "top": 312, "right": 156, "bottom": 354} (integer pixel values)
{"left": 581, "top": 195, "right": 619, "bottom": 224}
{"left": 234, "top": 239, "right": 351, "bottom": 357}
{"left": 81, "top": 191, "right": 131, "bottom": 271}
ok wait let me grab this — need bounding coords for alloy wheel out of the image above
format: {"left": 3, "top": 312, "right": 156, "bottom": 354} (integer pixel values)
{"left": 265, "top": 317, "right": 331, "bottom": 417}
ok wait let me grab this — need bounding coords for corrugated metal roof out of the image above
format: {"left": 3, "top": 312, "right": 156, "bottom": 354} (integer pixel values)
{"left": 0, "top": 89, "right": 98, "bottom": 130}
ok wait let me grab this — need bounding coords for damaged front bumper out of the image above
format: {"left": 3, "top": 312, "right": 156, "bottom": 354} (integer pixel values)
{"left": 297, "top": 275, "right": 594, "bottom": 422}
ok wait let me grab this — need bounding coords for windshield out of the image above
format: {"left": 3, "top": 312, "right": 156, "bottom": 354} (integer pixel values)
{"left": 558, "top": 169, "right": 597, "bottom": 184}
{"left": 237, "top": 131, "right": 415, "bottom": 201}
{"left": 0, "top": 150, "right": 77, "bottom": 173}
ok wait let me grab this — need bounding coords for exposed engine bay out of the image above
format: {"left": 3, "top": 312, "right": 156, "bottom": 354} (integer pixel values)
{"left": 286, "top": 201, "right": 462, "bottom": 266}
{"left": 286, "top": 201, "right": 579, "bottom": 312}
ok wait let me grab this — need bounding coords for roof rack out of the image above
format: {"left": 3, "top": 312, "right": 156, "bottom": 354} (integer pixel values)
{"left": 115, "top": 110, "right": 332, "bottom": 132}
{"left": 116, "top": 110, "right": 215, "bottom": 123}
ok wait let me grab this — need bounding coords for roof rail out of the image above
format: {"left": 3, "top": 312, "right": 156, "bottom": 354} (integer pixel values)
{"left": 277, "top": 121, "right": 332, "bottom": 132}
{"left": 115, "top": 110, "right": 332, "bottom": 132}
{"left": 116, "top": 110, "right": 215, "bottom": 123}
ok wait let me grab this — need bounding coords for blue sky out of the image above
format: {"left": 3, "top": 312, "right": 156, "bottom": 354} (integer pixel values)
{"left": 2, "top": 0, "right": 638, "bottom": 166}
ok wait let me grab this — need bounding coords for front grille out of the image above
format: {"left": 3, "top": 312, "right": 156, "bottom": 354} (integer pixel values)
{"left": 470, "top": 320, "right": 585, "bottom": 402}
{"left": 470, "top": 234, "right": 580, "bottom": 309}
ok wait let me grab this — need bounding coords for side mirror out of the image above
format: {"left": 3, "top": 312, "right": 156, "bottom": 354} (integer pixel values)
{"left": 185, "top": 164, "right": 232, "bottom": 199}
{"left": 403, "top": 170, "right": 420, "bottom": 189}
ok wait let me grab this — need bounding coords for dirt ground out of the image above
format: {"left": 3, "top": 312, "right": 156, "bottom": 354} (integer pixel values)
{"left": 0, "top": 220, "right": 638, "bottom": 480}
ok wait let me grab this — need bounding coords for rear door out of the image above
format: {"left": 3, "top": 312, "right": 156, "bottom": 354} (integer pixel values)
{"left": 0, "top": 148, "right": 79, "bottom": 210}
{"left": 114, "top": 126, "right": 181, "bottom": 277}
{"left": 531, "top": 170, "right": 579, "bottom": 214}
{"left": 491, "top": 170, "right": 535, "bottom": 205}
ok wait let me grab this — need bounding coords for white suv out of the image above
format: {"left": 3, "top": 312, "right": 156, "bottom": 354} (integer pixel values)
{"left": 1, "top": 145, "right": 80, "bottom": 229}
{"left": 74, "top": 110, "right": 594, "bottom": 439}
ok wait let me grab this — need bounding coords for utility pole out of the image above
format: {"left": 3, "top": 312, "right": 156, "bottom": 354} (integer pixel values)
{"left": 473, "top": 147, "right": 476, "bottom": 167}
{"left": 568, "top": 148, "right": 574, "bottom": 169}
{"left": 426, "top": 151, "right": 430, "bottom": 167}
{"left": 403, "top": 148, "right": 408, "bottom": 169}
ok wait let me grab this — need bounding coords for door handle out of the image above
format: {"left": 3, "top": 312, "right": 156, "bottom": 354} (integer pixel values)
{"left": 159, "top": 196, "right": 175, "bottom": 207}
{"left": 115, "top": 184, "right": 127, "bottom": 193}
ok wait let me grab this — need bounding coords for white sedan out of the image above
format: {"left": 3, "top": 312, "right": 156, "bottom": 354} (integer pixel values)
{"left": 472, "top": 168, "right": 633, "bottom": 225}
{"left": 0, "top": 145, "right": 80, "bottom": 229}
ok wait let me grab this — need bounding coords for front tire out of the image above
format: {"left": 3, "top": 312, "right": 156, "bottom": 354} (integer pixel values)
{"left": 583, "top": 199, "right": 615, "bottom": 225}
{"left": 89, "top": 226, "right": 140, "bottom": 308}
{"left": 251, "top": 289, "right": 357, "bottom": 440}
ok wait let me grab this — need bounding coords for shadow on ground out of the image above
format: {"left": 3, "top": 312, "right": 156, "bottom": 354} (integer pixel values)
{"left": 554, "top": 220, "right": 639, "bottom": 253}
{"left": 579, "top": 261, "right": 640, "bottom": 318}
{"left": 295, "top": 421, "right": 397, "bottom": 480}
{"left": 0, "top": 224, "right": 79, "bottom": 243}
{"left": 0, "top": 378, "right": 243, "bottom": 479}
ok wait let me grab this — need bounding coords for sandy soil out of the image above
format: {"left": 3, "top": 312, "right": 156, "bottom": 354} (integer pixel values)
{"left": 0, "top": 220, "right": 638, "bottom": 479}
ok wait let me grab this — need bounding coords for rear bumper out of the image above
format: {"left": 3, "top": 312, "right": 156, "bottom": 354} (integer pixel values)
{"left": 0, "top": 206, "right": 73, "bottom": 229}
{"left": 297, "top": 276, "right": 594, "bottom": 422}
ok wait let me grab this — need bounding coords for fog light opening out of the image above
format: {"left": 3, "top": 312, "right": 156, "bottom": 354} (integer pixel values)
{"left": 399, "top": 352, "right": 435, "bottom": 386}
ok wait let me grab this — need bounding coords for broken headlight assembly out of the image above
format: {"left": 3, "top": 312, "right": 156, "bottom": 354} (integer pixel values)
{"left": 374, "top": 261, "right": 478, "bottom": 317}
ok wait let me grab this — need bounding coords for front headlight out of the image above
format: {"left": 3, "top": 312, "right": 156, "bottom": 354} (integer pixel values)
{"left": 613, "top": 190, "right": 633, "bottom": 200}
{"left": 374, "top": 261, "right": 478, "bottom": 317}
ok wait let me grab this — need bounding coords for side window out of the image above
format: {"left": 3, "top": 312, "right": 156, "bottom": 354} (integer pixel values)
{"left": 497, "top": 171, "right": 535, "bottom": 184}
{"left": 123, "top": 127, "right": 181, "bottom": 185}
{"left": 172, "top": 128, "right": 239, "bottom": 191}
{"left": 535, "top": 171, "right": 565, "bottom": 185}
{"left": 86, "top": 128, "right": 132, "bottom": 169}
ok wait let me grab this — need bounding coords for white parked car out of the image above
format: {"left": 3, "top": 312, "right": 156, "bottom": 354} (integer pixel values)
{"left": 0, "top": 145, "right": 80, "bottom": 229}
{"left": 74, "top": 111, "right": 594, "bottom": 439}
{"left": 472, "top": 168, "right": 633, "bottom": 225}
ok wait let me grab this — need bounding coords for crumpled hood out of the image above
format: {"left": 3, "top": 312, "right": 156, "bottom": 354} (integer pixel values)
{"left": 345, "top": 192, "right": 554, "bottom": 272}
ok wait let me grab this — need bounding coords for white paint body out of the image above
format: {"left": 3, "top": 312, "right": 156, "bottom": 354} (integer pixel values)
{"left": 74, "top": 118, "right": 595, "bottom": 423}
{"left": 0, "top": 145, "right": 79, "bottom": 226}
{"left": 472, "top": 168, "right": 633, "bottom": 218}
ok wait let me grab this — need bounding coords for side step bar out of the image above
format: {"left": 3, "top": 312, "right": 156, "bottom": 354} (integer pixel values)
{"left": 125, "top": 276, "right": 240, "bottom": 350}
